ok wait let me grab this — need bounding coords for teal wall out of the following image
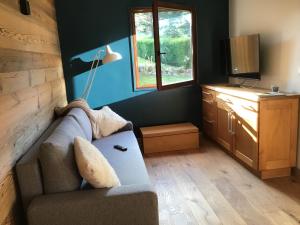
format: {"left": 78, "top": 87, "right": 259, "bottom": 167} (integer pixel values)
{"left": 55, "top": 0, "right": 228, "bottom": 127}
{"left": 70, "top": 40, "right": 150, "bottom": 109}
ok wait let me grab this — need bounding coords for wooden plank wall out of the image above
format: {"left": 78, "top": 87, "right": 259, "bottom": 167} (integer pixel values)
{"left": 0, "top": 0, "right": 67, "bottom": 224}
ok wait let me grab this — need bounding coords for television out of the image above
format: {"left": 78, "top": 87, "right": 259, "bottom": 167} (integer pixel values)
{"left": 225, "top": 34, "right": 260, "bottom": 79}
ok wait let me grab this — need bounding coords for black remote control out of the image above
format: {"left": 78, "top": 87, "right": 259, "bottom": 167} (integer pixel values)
{"left": 114, "top": 145, "right": 127, "bottom": 152}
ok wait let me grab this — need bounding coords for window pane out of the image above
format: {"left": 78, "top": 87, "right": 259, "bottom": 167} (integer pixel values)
{"left": 158, "top": 8, "right": 194, "bottom": 86}
{"left": 134, "top": 12, "right": 156, "bottom": 89}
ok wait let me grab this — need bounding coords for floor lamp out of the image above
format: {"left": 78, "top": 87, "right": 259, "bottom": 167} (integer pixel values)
{"left": 81, "top": 45, "right": 122, "bottom": 100}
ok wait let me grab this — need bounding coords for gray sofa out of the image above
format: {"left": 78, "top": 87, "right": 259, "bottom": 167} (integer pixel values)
{"left": 16, "top": 108, "right": 159, "bottom": 225}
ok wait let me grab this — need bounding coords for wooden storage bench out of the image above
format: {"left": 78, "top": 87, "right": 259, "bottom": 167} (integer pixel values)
{"left": 140, "top": 123, "right": 199, "bottom": 154}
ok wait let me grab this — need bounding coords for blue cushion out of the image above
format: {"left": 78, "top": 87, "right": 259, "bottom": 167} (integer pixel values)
{"left": 92, "top": 131, "right": 150, "bottom": 186}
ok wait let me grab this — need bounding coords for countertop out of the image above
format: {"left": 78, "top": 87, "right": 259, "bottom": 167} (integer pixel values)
{"left": 202, "top": 84, "right": 300, "bottom": 102}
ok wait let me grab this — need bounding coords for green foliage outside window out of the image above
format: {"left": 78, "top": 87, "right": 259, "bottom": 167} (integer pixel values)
{"left": 137, "top": 37, "right": 192, "bottom": 69}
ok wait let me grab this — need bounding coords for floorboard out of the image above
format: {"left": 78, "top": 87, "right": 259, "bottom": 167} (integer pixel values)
{"left": 144, "top": 138, "right": 300, "bottom": 225}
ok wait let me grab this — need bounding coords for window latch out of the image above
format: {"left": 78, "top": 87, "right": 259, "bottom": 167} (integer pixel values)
{"left": 158, "top": 51, "right": 167, "bottom": 55}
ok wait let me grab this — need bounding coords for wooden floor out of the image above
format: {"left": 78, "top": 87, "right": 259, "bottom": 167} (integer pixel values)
{"left": 144, "top": 138, "right": 300, "bottom": 225}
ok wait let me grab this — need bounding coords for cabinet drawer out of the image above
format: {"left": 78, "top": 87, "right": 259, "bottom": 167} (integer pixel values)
{"left": 203, "top": 118, "right": 216, "bottom": 139}
{"left": 203, "top": 100, "right": 217, "bottom": 120}
{"left": 216, "top": 93, "right": 258, "bottom": 112}
{"left": 143, "top": 133, "right": 199, "bottom": 154}
{"left": 141, "top": 123, "right": 199, "bottom": 154}
{"left": 202, "top": 88, "right": 215, "bottom": 102}
{"left": 217, "top": 99, "right": 234, "bottom": 112}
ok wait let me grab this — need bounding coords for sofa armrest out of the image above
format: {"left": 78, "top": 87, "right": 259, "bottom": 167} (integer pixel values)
{"left": 27, "top": 184, "right": 158, "bottom": 225}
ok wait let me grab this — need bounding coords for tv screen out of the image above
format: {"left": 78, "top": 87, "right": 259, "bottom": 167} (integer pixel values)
{"left": 226, "top": 34, "right": 260, "bottom": 79}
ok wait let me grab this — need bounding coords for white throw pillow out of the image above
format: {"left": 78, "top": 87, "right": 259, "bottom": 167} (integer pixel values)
{"left": 74, "top": 136, "right": 120, "bottom": 188}
{"left": 92, "top": 106, "right": 127, "bottom": 137}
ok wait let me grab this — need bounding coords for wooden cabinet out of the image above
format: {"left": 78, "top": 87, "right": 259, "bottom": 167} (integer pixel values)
{"left": 202, "top": 88, "right": 217, "bottom": 140}
{"left": 259, "top": 98, "right": 299, "bottom": 179}
{"left": 202, "top": 85, "right": 299, "bottom": 179}
{"left": 216, "top": 100, "right": 233, "bottom": 152}
{"left": 233, "top": 106, "right": 259, "bottom": 170}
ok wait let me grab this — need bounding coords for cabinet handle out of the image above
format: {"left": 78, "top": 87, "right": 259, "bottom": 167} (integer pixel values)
{"left": 241, "top": 105, "right": 256, "bottom": 112}
{"left": 202, "top": 99, "right": 214, "bottom": 104}
{"left": 203, "top": 117, "right": 215, "bottom": 124}
{"left": 230, "top": 112, "right": 235, "bottom": 135}
{"left": 228, "top": 110, "right": 236, "bottom": 135}
{"left": 223, "top": 99, "right": 232, "bottom": 104}
{"left": 228, "top": 111, "right": 231, "bottom": 133}
{"left": 230, "top": 111, "right": 233, "bottom": 133}
{"left": 203, "top": 91, "right": 213, "bottom": 96}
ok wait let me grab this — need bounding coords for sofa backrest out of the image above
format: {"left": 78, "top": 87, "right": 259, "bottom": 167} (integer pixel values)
{"left": 67, "top": 108, "right": 92, "bottom": 142}
{"left": 16, "top": 108, "right": 92, "bottom": 209}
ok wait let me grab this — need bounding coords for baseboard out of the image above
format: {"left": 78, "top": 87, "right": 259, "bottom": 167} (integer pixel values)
{"left": 261, "top": 168, "right": 291, "bottom": 180}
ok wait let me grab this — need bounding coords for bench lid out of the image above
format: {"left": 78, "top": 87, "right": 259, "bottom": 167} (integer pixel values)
{"left": 141, "top": 123, "right": 199, "bottom": 138}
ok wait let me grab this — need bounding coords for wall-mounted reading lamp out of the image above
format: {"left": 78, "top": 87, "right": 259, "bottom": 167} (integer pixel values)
{"left": 81, "top": 45, "right": 122, "bottom": 100}
{"left": 20, "top": 0, "right": 31, "bottom": 15}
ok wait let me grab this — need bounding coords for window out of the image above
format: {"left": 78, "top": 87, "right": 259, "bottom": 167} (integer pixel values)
{"left": 131, "top": 9, "right": 157, "bottom": 89}
{"left": 131, "top": 3, "right": 196, "bottom": 90}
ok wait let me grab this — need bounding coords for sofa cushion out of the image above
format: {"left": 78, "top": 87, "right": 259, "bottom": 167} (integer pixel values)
{"left": 92, "top": 131, "right": 150, "bottom": 186}
{"left": 40, "top": 116, "right": 85, "bottom": 194}
{"left": 92, "top": 106, "right": 128, "bottom": 137}
{"left": 67, "top": 108, "right": 92, "bottom": 142}
{"left": 74, "top": 136, "right": 120, "bottom": 188}
{"left": 39, "top": 143, "right": 81, "bottom": 194}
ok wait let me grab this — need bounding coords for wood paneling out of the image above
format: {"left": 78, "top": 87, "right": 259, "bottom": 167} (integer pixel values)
{"left": 0, "top": 0, "right": 57, "bottom": 31}
{"left": 0, "top": 0, "right": 67, "bottom": 224}
{"left": 0, "top": 173, "right": 23, "bottom": 225}
{"left": 0, "top": 49, "right": 61, "bottom": 73}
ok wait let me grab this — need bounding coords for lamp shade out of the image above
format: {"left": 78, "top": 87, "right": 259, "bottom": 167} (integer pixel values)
{"left": 102, "top": 45, "right": 122, "bottom": 65}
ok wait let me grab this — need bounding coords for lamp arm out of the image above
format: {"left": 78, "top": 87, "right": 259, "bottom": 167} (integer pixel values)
{"left": 81, "top": 49, "right": 102, "bottom": 100}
